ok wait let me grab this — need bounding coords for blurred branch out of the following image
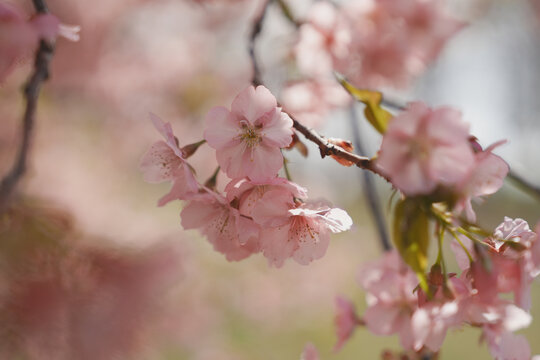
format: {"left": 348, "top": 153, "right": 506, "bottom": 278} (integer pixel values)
{"left": 349, "top": 106, "right": 391, "bottom": 252}
{"left": 275, "top": 0, "right": 302, "bottom": 28}
{"left": 249, "top": 0, "right": 271, "bottom": 86}
{"left": 0, "top": 0, "right": 54, "bottom": 213}
{"left": 507, "top": 171, "right": 540, "bottom": 201}
{"left": 247, "top": 0, "right": 388, "bottom": 180}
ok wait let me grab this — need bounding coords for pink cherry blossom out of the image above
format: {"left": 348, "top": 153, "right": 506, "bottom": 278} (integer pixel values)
{"left": 0, "top": 3, "right": 79, "bottom": 82}
{"left": 181, "top": 192, "right": 260, "bottom": 261}
{"left": 336, "top": 0, "right": 463, "bottom": 89}
{"left": 482, "top": 307, "right": 533, "bottom": 360}
{"left": 410, "top": 301, "right": 460, "bottom": 352}
{"left": 204, "top": 85, "right": 294, "bottom": 181}
{"left": 225, "top": 177, "right": 307, "bottom": 218}
{"left": 295, "top": 1, "right": 351, "bottom": 78}
{"left": 455, "top": 141, "right": 509, "bottom": 222}
{"left": 376, "top": 102, "right": 475, "bottom": 196}
{"left": 358, "top": 250, "right": 419, "bottom": 350}
{"left": 301, "top": 343, "right": 319, "bottom": 360}
{"left": 251, "top": 189, "right": 352, "bottom": 267}
{"left": 333, "top": 296, "right": 359, "bottom": 352}
{"left": 281, "top": 79, "right": 350, "bottom": 129}
{"left": 140, "top": 113, "right": 199, "bottom": 205}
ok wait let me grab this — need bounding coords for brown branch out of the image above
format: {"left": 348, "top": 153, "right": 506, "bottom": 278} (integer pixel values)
{"left": 348, "top": 106, "right": 391, "bottom": 251}
{"left": 507, "top": 171, "right": 540, "bottom": 200}
{"left": 290, "top": 118, "right": 388, "bottom": 179}
{"left": 0, "top": 0, "right": 54, "bottom": 213}
{"left": 249, "top": 0, "right": 271, "bottom": 87}
{"left": 247, "top": 0, "right": 388, "bottom": 180}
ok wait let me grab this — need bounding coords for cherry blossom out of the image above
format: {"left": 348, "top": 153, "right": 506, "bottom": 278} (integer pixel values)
{"left": 358, "top": 250, "right": 419, "bottom": 350}
{"left": 333, "top": 296, "right": 359, "bottom": 352}
{"left": 225, "top": 176, "right": 307, "bottom": 218}
{"left": 251, "top": 189, "right": 352, "bottom": 267}
{"left": 301, "top": 343, "right": 319, "bottom": 360}
{"left": 455, "top": 141, "right": 509, "bottom": 222}
{"left": 204, "top": 85, "right": 294, "bottom": 181}
{"left": 0, "top": 2, "right": 79, "bottom": 82}
{"left": 376, "top": 102, "right": 475, "bottom": 196}
{"left": 140, "top": 113, "right": 199, "bottom": 205}
{"left": 294, "top": 1, "right": 351, "bottom": 78}
{"left": 281, "top": 79, "right": 350, "bottom": 129}
{"left": 181, "top": 192, "right": 260, "bottom": 261}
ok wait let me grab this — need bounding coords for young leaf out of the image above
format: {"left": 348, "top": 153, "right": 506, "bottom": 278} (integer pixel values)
{"left": 393, "top": 198, "right": 430, "bottom": 293}
{"left": 335, "top": 74, "right": 393, "bottom": 134}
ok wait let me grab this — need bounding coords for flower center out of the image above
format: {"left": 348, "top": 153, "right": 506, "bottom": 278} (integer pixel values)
{"left": 240, "top": 125, "right": 262, "bottom": 148}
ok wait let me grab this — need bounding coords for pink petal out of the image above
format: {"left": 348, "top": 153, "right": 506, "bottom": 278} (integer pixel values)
{"left": 140, "top": 141, "right": 181, "bottom": 183}
{"left": 251, "top": 189, "right": 293, "bottom": 227}
{"left": 260, "top": 110, "right": 293, "bottom": 148}
{"left": 333, "top": 296, "right": 358, "bottom": 352}
{"left": 301, "top": 343, "right": 319, "bottom": 360}
{"left": 231, "top": 85, "right": 277, "bottom": 124}
{"left": 363, "top": 302, "right": 402, "bottom": 335}
{"left": 204, "top": 106, "right": 240, "bottom": 149}
{"left": 259, "top": 225, "right": 295, "bottom": 268}
{"left": 291, "top": 218, "right": 330, "bottom": 265}
{"left": 149, "top": 113, "right": 184, "bottom": 158}
{"left": 243, "top": 144, "right": 283, "bottom": 181}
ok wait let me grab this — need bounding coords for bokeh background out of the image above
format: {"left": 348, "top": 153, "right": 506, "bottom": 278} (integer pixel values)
{"left": 1, "top": 0, "right": 540, "bottom": 359}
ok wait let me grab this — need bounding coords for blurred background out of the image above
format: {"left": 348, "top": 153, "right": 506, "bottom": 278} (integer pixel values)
{"left": 1, "top": 0, "right": 539, "bottom": 359}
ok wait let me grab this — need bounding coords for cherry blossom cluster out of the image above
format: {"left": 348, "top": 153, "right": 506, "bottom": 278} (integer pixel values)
{"left": 0, "top": 1, "right": 79, "bottom": 83}
{"left": 141, "top": 85, "right": 353, "bottom": 267}
{"left": 283, "top": 0, "right": 463, "bottom": 128}
{"left": 334, "top": 217, "right": 540, "bottom": 360}
{"left": 376, "top": 101, "right": 509, "bottom": 222}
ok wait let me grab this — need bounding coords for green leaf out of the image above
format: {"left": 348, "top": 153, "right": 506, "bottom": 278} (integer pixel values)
{"left": 335, "top": 74, "right": 393, "bottom": 134}
{"left": 393, "top": 198, "right": 430, "bottom": 293}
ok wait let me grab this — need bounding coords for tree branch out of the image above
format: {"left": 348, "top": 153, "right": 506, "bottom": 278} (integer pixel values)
{"left": 0, "top": 0, "right": 54, "bottom": 213}
{"left": 249, "top": 0, "right": 271, "bottom": 87}
{"left": 247, "top": 0, "right": 388, "bottom": 180}
{"left": 349, "top": 106, "right": 391, "bottom": 251}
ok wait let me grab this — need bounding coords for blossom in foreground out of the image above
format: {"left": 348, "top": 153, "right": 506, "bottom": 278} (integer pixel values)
{"left": 181, "top": 192, "right": 260, "bottom": 261}
{"left": 140, "top": 113, "right": 199, "bottom": 205}
{"left": 376, "top": 102, "right": 475, "bottom": 196}
{"left": 0, "top": 2, "right": 79, "bottom": 82}
{"left": 204, "top": 85, "right": 294, "bottom": 181}
{"left": 252, "top": 189, "right": 352, "bottom": 267}
{"left": 224, "top": 176, "right": 307, "bottom": 218}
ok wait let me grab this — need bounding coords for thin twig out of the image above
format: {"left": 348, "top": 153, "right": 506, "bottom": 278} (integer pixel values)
{"left": 349, "top": 106, "right": 391, "bottom": 251}
{"left": 249, "top": 0, "right": 271, "bottom": 86}
{"left": 275, "top": 0, "right": 302, "bottom": 28}
{"left": 247, "top": 0, "right": 388, "bottom": 180}
{"left": 507, "top": 171, "right": 540, "bottom": 200}
{"left": 0, "top": 0, "right": 54, "bottom": 213}
{"left": 290, "top": 117, "right": 388, "bottom": 179}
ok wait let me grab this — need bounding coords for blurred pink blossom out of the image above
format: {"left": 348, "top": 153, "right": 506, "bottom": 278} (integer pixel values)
{"left": 455, "top": 140, "right": 509, "bottom": 222}
{"left": 333, "top": 296, "right": 359, "bottom": 352}
{"left": 376, "top": 102, "right": 475, "bottom": 196}
{"left": 301, "top": 343, "right": 319, "bottom": 360}
{"left": 0, "top": 2, "right": 79, "bottom": 82}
